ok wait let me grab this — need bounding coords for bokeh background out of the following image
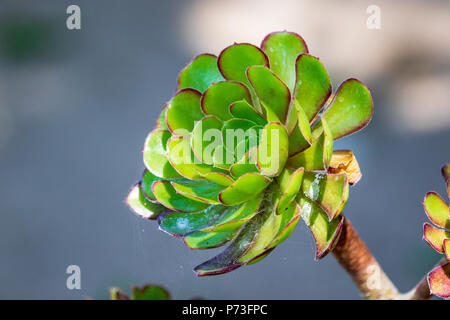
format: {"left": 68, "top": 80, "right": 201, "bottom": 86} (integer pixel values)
{"left": 0, "top": 0, "right": 449, "bottom": 299}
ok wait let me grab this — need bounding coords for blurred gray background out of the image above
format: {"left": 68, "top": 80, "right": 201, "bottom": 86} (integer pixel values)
{"left": 0, "top": 0, "right": 449, "bottom": 299}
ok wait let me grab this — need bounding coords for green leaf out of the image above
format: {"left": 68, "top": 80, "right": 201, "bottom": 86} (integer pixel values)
{"left": 321, "top": 78, "right": 373, "bottom": 140}
{"left": 288, "top": 101, "right": 312, "bottom": 156}
{"left": 178, "top": 54, "right": 224, "bottom": 93}
{"left": 158, "top": 205, "right": 227, "bottom": 237}
{"left": 193, "top": 165, "right": 234, "bottom": 186}
{"left": 297, "top": 195, "right": 344, "bottom": 260}
{"left": 219, "top": 173, "right": 271, "bottom": 205}
{"left": 194, "top": 194, "right": 274, "bottom": 276}
{"left": 230, "top": 147, "right": 258, "bottom": 178}
{"left": 265, "top": 201, "right": 301, "bottom": 250}
{"left": 140, "top": 170, "right": 159, "bottom": 201}
{"left": 261, "top": 31, "right": 308, "bottom": 92}
{"left": 218, "top": 43, "right": 269, "bottom": 86}
{"left": 230, "top": 163, "right": 259, "bottom": 179}
{"left": 196, "top": 171, "right": 234, "bottom": 187}
{"left": 218, "top": 43, "right": 269, "bottom": 112}
{"left": 221, "top": 118, "right": 256, "bottom": 152}
{"left": 166, "top": 89, "right": 204, "bottom": 133}
{"left": 301, "top": 172, "right": 349, "bottom": 221}
{"left": 427, "top": 261, "right": 450, "bottom": 299}
{"left": 238, "top": 187, "right": 300, "bottom": 261}
{"left": 229, "top": 100, "right": 267, "bottom": 126}
{"left": 166, "top": 135, "right": 203, "bottom": 180}
{"left": 247, "top": 66, "right": 291, "bottom": 123}
{"left": 131, "top": 285, "right": 171, "bottom": 300}
{"left": 191, "top": 115, "right": 223, "bottom": 165}
{"left": 213, "top": 145, "right": 234, "bottom": 170}
{"left": 286, "top": 118, "right": 333, "bottom": 171}
{"left": 201, "top": 194, "right": 263, "bottom": 233}
{"left": 152, "top": 180, "right": 209, "bottom": 213}
{"left": 423, "top": 223, "right": 450, "bottom": 254}
{"left": 201, "top": 81, "right": 252, "bottom": 120}
{"left": 171, "top": 179, "right": 226, "bottom": 204}
{"left": 257, "top": 122, "right": 289, "bottom": 177}
{"left": 424, "top": 192, "right": 450, "bottom": 229}
{"left": 143, "top": 130, "right": 181, "bottom": 179}
{"left": 184, "top": 228, "right": 239, "bottom": 250}
{"left": 276, "top": 168, "right": 304, "bottom": 215}
{"left": 126, "top": 183, "right": 165, "bottom": 220}
{"left": 294, "top": 54, "right": 331, "bottom": 122}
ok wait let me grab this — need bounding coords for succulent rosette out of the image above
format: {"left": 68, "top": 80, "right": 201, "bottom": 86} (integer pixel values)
{"left": 126, "top": 31, "right": 373, "bottom": 276}
{"left": 423, "top": 163, "right": 450, "bottom": 298}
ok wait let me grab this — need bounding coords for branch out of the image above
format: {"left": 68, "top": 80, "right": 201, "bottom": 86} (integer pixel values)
{"left": 332, "top": 216, "right": 443, "bottom": 300}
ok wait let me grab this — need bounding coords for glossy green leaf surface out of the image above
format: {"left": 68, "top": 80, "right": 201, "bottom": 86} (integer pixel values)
{"left": 158, "top": 205, "right": 226, "bottom": 237}
{"left": 297, "top": 195, "right": 344, "bottom": 260}
{"left": 143, "top": 130, "right": 181, "bottom": 179}
{"left": 201, "top": 81, "right": 252, "bottom": 120}
{"left": 424, "top": 192, "right": 450, "bottom": 229}
{"left": 301, "top": 172, "right": 349, "bottom": 221}
{"left": 229, "top": 100, "right": 267, "bottom": 126}
{"left": 219, "top": 173, "right": 271, "bottom": 205}
{"left": 191, "top": 116, "right": 223, "bottom": 165}
{"left": 178, "top": 54, "right": 224, "bottom": 93}
{"left": 194, "top": 191, "right": 277, "bottom": 276}
{"left": 166, "top": 135, "right": 203, "bottom": 180}
{"left": 265, "top": 200, "right": 301, "bottom": 250}
{"left": 197, "top": 171, "right": 234, "bottom": 187}
{"left": 152, "top": 180, "right": 209, "bottom": 213}
{"left": 257, "top": 122, "right": 289, "bottom": 177}
{"left": 286, "top": 118, "right": 333, "bottom": 171}
{"left": 321, "top": 79, "right": 373, "bottom": 140}
{"left": 218, "top": 43, "right": 269, "bottom": 85}
{"left": 171, "top": 179, "right": 226, "bottom": 204}
{"left": 184, "top": 229, "right": 240, "bottom": 250}
{"left": 288, "top": 101, "right": 312, "bottom": 156}
{"left": 126, "top": 184, "right": 165, "bottom": 220}
{"left": 247, "top": 66, "right": 291, "bottom": 123}
{"left": 141, "top": 170, "right": 161, "bottom": 201}
{"left": 166, "top": 89, "right": 204, "bottom": 133}
{"left": 261, "top": 31, "right": 308, "bottom": 92}
{"left": 201, "top": 194, "right": 263, "bottom": 233}
{"left": 276, "top": 168, "right": 304, "bottom": 215}
{"left": 221, "top": 119, "right": 256, "bottom": 152}
{"left": 294, "top": 54, "right": 331, "bottom": 122}
{"left": 427, "top": 261, "right": 450, "bottom": 299}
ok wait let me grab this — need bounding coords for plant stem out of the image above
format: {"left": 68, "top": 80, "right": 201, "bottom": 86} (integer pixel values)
{"left": 332, "top": 217, "right": 444, "bottom": 300}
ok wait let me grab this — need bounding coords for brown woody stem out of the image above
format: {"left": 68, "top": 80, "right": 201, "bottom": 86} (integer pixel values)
{"left": 332, "top": 217, "right": 443, "bottom": 300}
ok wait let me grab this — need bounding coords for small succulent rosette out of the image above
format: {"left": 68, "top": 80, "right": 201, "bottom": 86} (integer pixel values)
{"left": 110, "top": 284, "right": 170, "bottom": 300}
{"left": 126, "top": 31, "right": 373, "bottom": 276}
{"left": 423, "top": 163, "right": 450, "bottom": 298}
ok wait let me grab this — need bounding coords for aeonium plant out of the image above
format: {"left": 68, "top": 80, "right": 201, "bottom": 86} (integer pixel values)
{"left": 126, "top": 31, "right": 449, "bottom": 299}
{"left": 423, "top": 163, "right": 450, "bottom": 298}
{"left": 126, "top": 31, "right": 371, "bottom": 276}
